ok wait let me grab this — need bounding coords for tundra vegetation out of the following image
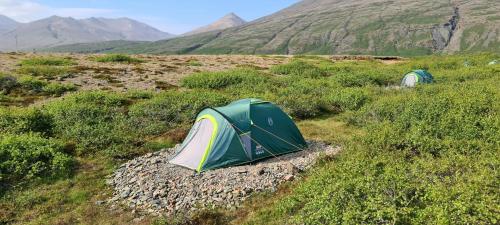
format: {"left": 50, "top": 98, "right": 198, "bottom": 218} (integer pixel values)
{"left": 92, "top": 54, "right": 144, "bottom": 63}
{"left": 0, "top": 53, "right": 498, "bottom": 224}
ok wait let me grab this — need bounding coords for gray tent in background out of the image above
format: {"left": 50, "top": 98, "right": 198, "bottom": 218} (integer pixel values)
{"left": 401, "top": 70, "right": 434, "bottom": 87}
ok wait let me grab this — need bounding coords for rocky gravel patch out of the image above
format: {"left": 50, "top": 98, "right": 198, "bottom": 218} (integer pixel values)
{"left": 107, "top": 141, "right": 340, "bottom": 215}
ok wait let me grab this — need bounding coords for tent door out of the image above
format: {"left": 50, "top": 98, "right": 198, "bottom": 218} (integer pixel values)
{"left": 240, "top": 133, "right": 253, "bottom": 160}
{"left": 169, "top": 118, "right": 215, "bottom": 170}
{"left": 404, "top": 75, "right": 417, "bottom": 87}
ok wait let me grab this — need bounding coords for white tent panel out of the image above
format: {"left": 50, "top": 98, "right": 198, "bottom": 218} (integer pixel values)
{"left": 169, "top": 119, "right": 214, "bottom": 170}
{"left": 403, "top": 75, "right": 417, "bottom": 87}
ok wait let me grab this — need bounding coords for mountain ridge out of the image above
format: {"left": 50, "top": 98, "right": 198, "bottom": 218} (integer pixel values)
{"left": 0, "top": 15, "right": 20, "bottom": 34}
{"left": 0, "top": 15, "right": 174, "bottom": 51}
{"left": 105, "top": 0, "right": 499, "bottom": 56}
{"left": 184, "top": 13, "right": 246, "bottom": 36}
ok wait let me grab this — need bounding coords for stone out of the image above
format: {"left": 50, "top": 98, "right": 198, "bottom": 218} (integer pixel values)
{"left": 254, "top": 166, "right": 265, "bottom": 176}
{"left": 120, "top": 188, "right": 131, "bottom": 198}
{"left": 108, "top": 141, "right": 339, "bottom": 216}
{"left": 284, "top": 175, "right": 295, "bottom": 181}
{"left": 284, "top": 163, "right": 300, "bottom": 174}
{"left": 95, "top": 200, "right": 105, "bottom": 205}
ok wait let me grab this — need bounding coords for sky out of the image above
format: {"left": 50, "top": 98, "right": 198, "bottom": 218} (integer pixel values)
{"left": 0, "top": 0, "right": 299, "bottom": 34}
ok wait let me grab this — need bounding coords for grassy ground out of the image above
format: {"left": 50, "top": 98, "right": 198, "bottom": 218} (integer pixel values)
{"left": 0, "top": 53, "right": 498, "bottom": 224}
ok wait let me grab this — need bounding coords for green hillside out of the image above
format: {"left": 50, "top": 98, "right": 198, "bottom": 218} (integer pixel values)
{"left": 43, "top": 40, "right": 147, "bottom": 54}
{"left": 48, "top": 0, "right": 500, "bottom": 56}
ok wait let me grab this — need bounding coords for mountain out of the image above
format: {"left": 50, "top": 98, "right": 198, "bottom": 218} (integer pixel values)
{"left": 184, "top": 13, "right": 246, "bottom": 35}
{"left": 104, "top": 0, "right": 499, "bottom": 56}
{"left": 0, "top": 15, "right": 19, "bottom": 34}
{"left": 0, "top": 16, "right": 174, "bottom": 51}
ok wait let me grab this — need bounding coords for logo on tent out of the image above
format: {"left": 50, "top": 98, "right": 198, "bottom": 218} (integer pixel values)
{"left": 267, "top": 117, "right": 274, "bottom": 126}
{"left": 256, "top": 144, "right": 265, "bottom": 155}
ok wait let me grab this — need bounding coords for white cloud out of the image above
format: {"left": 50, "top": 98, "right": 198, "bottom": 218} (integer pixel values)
{"left": 0, "top": 0, "right": 116, "bottom": 22}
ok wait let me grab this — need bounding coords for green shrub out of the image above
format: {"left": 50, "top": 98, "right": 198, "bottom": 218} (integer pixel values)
{"left": 144, "top": 140, "right": 175, "bottom": 152}
{"left": 270, "top": 60, "right": 328, "bottom": 78}
{"left": 246, "top": 77, "right": 499, "bottom": 225}
{"left": 3, "top": 76, "right": 76, "bottom": 96}
{"left": 0, "top": 108, "right": 53, "bottom": 136}
{"left": 181, "top": 68, "right": 269, "bottom": 89}
{"left": 17, "top": 76, "right": 47, "bottom": 92}
{"left": 20, "top": 57, "right": 75, "bottom": 66}
{"left": 93, "top": 54, "right": 143, "bottom": 63}
{"left": 359, "top": 82, "right": 498, "bottom": 156}
{"left": 44, "top": 91, "right": 134, "bottom": 158}
{"left": 251, "top": 146, "right": 499, "bottom": 225}
{"left": 124, "top": 90, "right": 154, "bottom": 100}
{"left": 329, "top": 70, "right": 396, "bottom": 87}
{"left": 128, "top": 90, "right": 230, "bottom": 136}
{"left": 244, "top": 55, "right": 499, "bottom": 224}
{"left": 17, "top": 66, "right": 71, "bottom": 79}
{"left": 273, "top": 79, "right": 330, "bottom": 119}
{"left": 187, "top": 60, "right": 203, "bottom": 66}
{"left": 320, "top": 60, "right": 401, "bottom": 87}
{"left": 42, "top": 83, "right": 77, "bottom": 96}
{"left": 323, "top": 87, "right": 369, "bottom": 112}
{"left": 0, "top": 74, "right": 18, "bottom": 94}
{"left": 0, "top": 133, "right": 73, "bottom": 190}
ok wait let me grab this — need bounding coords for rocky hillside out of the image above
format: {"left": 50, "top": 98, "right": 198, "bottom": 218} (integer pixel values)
{"left": 0, "top": 16, "right": 174, "bottom": 51}
{"left": 108, "top": 0, "right": 499, "bottom": 55}
{"left": 0, "top": 15, "right": 19, "bottom": 34}
{"left": 184, "top": 13, "right": 246, "bottom": 36}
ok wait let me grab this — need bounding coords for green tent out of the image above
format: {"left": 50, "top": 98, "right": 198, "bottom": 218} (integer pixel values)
{"left": 401, "top": 69, "right": 434, "bottom": 87}
{"left": 169, "top": 98, "right": 307, "bottom": 172}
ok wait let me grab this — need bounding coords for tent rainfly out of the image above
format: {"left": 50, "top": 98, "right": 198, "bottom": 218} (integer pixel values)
{"left": 401, "top": 69, "right": 434, "bottom": 87}
{"left": 169, "top": 99, "right": 307, "bottom": 172}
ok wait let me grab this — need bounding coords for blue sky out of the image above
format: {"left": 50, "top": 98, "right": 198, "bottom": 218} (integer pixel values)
{"left": 0, "top": 0, "right": 299, "bottom": 34}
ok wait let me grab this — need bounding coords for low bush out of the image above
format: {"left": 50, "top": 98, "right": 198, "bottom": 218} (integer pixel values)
{"left": 181, "top": 68, "right": 269, "bottom": 89}
{"left": 17, "top": 76, "right": 47, "bottom": 92}
{"left": 0, "top": 108, "right": 54, "bottom": 136}
{"left": 329, "top": 70, "right": 396, "bottom": 87}
{"left": 187, "top": 60, "right": 203, "bottom": 66}
{"left": 44, "top": 91, "right": 134, "bottom": 158}
{"left": 270, "top": 60, "right": 328, "bottom": 78}
{"left": 143, "top": 139, "right": 176, "bottom": 152}
{"left": 252, "top": 145, "right": 499, "bottom": 224}
{"left": 17, "top": 66, "right": 71, "bottom": 79}
{"left": 0, "top": 133, "right": 73, "bottom": 192}
{"left": 323, "top": 87, "right": 369, "bottom": 113}
{"left": 42, "top": 83, "right": 77, "bottom": 96}
{"left": 128, "top": 90, "right": 230, "bottom": 136}
{"left": 124, "top": 90, "right": 154, "bottom": 100}
{"left": 0, "top": 74, "right": 18, "bottom": 94}
{"left": 273, "top": 79, "right": 330, "bottom": 119}
{"left": 360, "top": 82, "right": 498, "bottom": 156}
{"left": 15, "top": 76, "right": 77, "bottom": 96}
{"left": 20, "top": 57, "right": 75, "bottom": 66}
{"left": 93, "top": 54, "right": 143, "bottom": 63}
{"left": 245, "top": 76, "right": 499, "bottom": 225}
